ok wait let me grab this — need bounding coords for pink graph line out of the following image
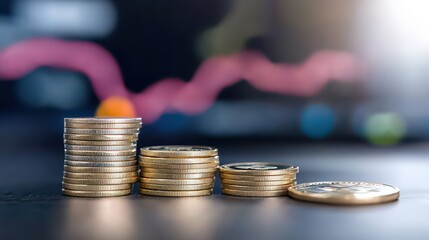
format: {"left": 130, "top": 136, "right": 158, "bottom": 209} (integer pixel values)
{"left": 0, "top": 38, "right": 366, "bottom": 122}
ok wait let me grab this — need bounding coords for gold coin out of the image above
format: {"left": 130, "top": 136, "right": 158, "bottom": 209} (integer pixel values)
{"left": 62, "top": 183, "right": 132, "bottom": 191}
{"left": 64, "top": 160, "right": 137, "bottom": 167}
{"left": 139, "top": 188, "right": 212, "bottom": 197}
{"left": 222, "top": 188, "right": 288, "bottom": 197}
{"left": 64, "top": 139, "right": 137, "bottom": 146}
{"left": 140, "top": 177, "right": 214, "bottom": 185}
{"left": 139, "top": 156, "right": 219, "bottom": 164}
{"left": 288, "top": 181, "right": 400, "bottom": 205}
{"left": 63, "top": 177, "right": 138, "bottom": 184}
{"left": 64, "top": 144, "right": 135, "bottom": 151}
{"left": 140, "top": 145, "right": 218, "bottom": 158}
{"left": 65, "top": 122, "right": 141, "bottom": 129}
{"left": 222, "top": 183, "right": 295, "bottom": 191}
{"left": 62, "top": 189, "right": 132, "bottom": 197}
{"left": 141, "top": 172, "right": 215, "bottom": 179}
{"left": 219, "top": 162, "right": 299, "bottom": 175}
{"left": 139, "top": 161, "right": 219, "bottom": 169}
{"left": 64, "top": 134, "right": 139, "bottom": 141}
{"left": 64, "top": 165, "right": 138, "bottom": 173}
{"left": 65, "top": 155, "right": 136, "bottom": 161}
{"left": 63, "top": 171, "right": 137, "bottom": 179}
{"left": 65, "top": 117, "right": 141, "bottom": 124}
{"left": 64, "top": 128, "right": 140, "bottom": 135}
{"left": 65, "top": 150, "right": 136, "bottom": 157}
{"left": 220, "top": 173, "right": 295, "bottom": 181}
{"left": 221, "top": 179, "right": 295, "bottom": 186}
{"left": 141, "top": 167, "right": 217, "bottom": 174}
{"left": 140, "top": 183, "right": 213, "bottom": 191}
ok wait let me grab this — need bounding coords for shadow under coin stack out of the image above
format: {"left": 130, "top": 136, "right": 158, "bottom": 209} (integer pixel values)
{"left": 62, "top": 118, "right": 142, "bottom": 197}
{"left": 139, "top": 146, "right": 219, "bottom": 197}
{"left": 220, "top": 162, "right": 299, "bottom": 197}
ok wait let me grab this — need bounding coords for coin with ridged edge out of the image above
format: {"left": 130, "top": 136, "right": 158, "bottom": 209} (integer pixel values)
{"left": 140, "top": 177, "right": 214, "bottom": 185}
{"left": 220, "top": 173, "right": 296, "bottom": 181}
{"left": 65, "top": 149, "right": 136, "bottom": 156}
{"left": 65, "top": 122, "right": 141, "bottom": 129}
{"left": 140, "top": 183, "right": 213, "bottom": 191}
{"left": 64, "top": 160, "right": 137, "bottom": 167}
{"left": 64, "top": 134, "right": 138, "bottom": 141}
{"left": 64, "top": 144, "right": 135, "bottom": 151}
{"left": 139, "top": 188, "right": 212, "bottom": 197}
{"left": 62, "top": 183, "right": 132, "bottom": 191}
{"left": 64, "top": 165, "right": 137, "bottom": 173}
{"left": 64, "top": 140, "right": 137, "bottom": 146}
{"left": 62, "top": 188, "right": 132, "bottom": 197}
{"left": 139, "top": 161, "right": 219, "bottom": 169}
{"left": 64, "top": 171, "right": 137, "bottom": 179}
{"left": 139, "top": 156, "right": 218, "bottom": 164}
{"left": 222, "top": 183, "right": 296, "bottom": 191}
{"left": 220, "top": 162, "right": 298, "bottom": 175}
{"left": 141, "top": 167, "right": 217, "bottom": 174}
{"left": 141, "top": 172, "right": 215, "bottom": 179}
{"left": 64, "top": 128, "right": 140, "bottom": 135}
{"left": 65, "top": 155, "right": 136, "bottom": 161}
{"left": 221, "top": 178, "right": 295, "bottom": 186}
{"left": 140, "top": 145, "right": 218, "bottom": 158}
{"left": 65, "top": 117, "right": 141, "bottom": 124}
{"left": 63, "top": 177, "right": 137, "bottom": 184}
{"left": 222, "top": 188, "right": 288, "bottom": 197}
{"left": 288, "top": 181, "right": 400, "bottom": 205}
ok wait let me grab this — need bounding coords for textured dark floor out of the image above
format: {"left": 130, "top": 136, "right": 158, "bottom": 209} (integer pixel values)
{"left": 1, "top": 142, "right": 429, "bottom": 240}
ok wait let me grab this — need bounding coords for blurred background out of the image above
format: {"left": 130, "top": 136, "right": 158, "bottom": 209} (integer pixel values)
{"left": 1, "top": 0, "right": 429, "bottom": 191}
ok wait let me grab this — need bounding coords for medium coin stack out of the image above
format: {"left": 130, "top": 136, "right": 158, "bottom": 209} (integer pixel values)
{"left": 220, "top": 162, "right": 299, "bottom": 197}
{"left": 139, "top": 146, "right": 219, "bottom": 197}
{"left": 62, "top": 117, "right": 142, "bottom": 197}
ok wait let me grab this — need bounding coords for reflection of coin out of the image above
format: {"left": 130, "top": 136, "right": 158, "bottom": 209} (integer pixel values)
{"left": 220, "top": 162, "right": 298, "bottom": 175}
{"left": 288, "top": 181, "right": 400, "bottom": 205}
{"left": 140, "top": 178, "right": 214, "bottom": 185}
{"left": 141, "top": 167, "right": 217, "bottom": 174}
{"left": 221, "top": 179, "right": 295, "bottom": 186}
{"left": 222, "top": 188, "right": 288, "bottom": 197}
{"left": 222, "top": 183, "right": 295, "bottom": 191}
{"left": 142, "top": 172, "right": 215, "bottom": 179}
{"left": 64, "top": 128, "right": 140, "bottom": 135}
{"left": 64, "top": 145, "right": 135, "bottom": 151}
{"left": 139, "top": 161, "right": 219, "bottom": 169}
{"left": 140, "top": 145, "right": 218, "bottom": 158}
{"left": 64, "top": 160, "right": 137, "bottom": 167}
{"left": 62, "top": 189, "right": 132, "bottom": 197}
{"left": 65, "top": 117, "right": 141, "bottom": 124}
{"left": 141, "top": 183, "right": 213, "bottom": 191}
{"left": 64, "top": 171, "right": 137, "bottom": 179}
{"left": 139, "top": 188, "right": 212, "bottom": 197}
{"left": 220, "top": 173, "right": 295, "bottom": 181}
{"left": 62, "top": 183, "right": 132, "bottom": 191}
{"left": 140, "top": 156, "right": 218, "bottom": 164}
{"left": 64, "top": 165, "right": 137, "bottom": 173}
{"left": 65, "top": 123, "right": 141, "bottom": 129}
{"left": 64, "top": 134, "right": 139, "bottom": 141}
{"left": 65, "top": 154, "right": 136, "bottom": 161}
{"left": 64, "top": 140, "right": 137, "bottom": 146}
{"left": 63, "top": 177, "right": 137, "bottom": 184}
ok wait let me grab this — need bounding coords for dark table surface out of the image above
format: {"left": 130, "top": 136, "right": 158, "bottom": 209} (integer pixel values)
{"left": 1, "top": 140, "right": 428, "bottom": 240}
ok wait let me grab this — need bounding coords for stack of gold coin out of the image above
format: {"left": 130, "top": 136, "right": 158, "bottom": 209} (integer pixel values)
{"left": 139, "top": 146, "right": 219, "bottom": 197}
{"left": 62, "top": 117, "right": 142, "bottom": 197}
{"left": 220, "top": 162, "right": 299, "bottom": 197}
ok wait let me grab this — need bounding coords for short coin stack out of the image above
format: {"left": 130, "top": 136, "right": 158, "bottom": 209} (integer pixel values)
{"left": 139, "top": 146, "right": 219, "bottom": 197}
{"left": 220, "top": 162, "right": 299, "bottom": 197}
{"left": 62, "top": 117, "right": 142, "bottom": 197}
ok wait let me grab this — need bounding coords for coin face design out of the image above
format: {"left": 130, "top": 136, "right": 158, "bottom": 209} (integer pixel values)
{"left": 140, "top": 145, "right": 218, "bottom": 157}
{"left": 144, "top": 146, "right": 215, "bottom": 152}
{"left": 228, "top": 163, "right": 290, "bottom": 171}
{"left": 292, "top": 182, "right": 398, "bottom": 195}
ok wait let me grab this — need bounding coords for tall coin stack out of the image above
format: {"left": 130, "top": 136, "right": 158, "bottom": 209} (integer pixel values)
{"left": 220, "top": 162, "right": 299, "bottom": 197}
{"left": 62, "top": 117, "right": 142, "bottom": 197}
{"left": 139, "top": 146, "right": 219, "bottom": 197}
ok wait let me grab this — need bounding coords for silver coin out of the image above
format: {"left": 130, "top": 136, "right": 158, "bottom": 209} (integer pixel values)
{"left": 140, "top": 145, "right": 218, "bottom": 157}
{"left": 65, "top": 154, "right": 136, "bottom": 161}
{"left": 64, "top": 140, "right": 137, "bottom": 146}
{"left": 64, "top": 117, "right": 142, "bottom": 124}
{"left": 64, "top": 144, "right": 135, "bottom": 151}
{"left": 64, "top": 134, "right": 139, "bottom": 141}
{"left": 64, "top": 160, "right": 137, "bottom": 167}
{"left": 64, "top": 128, "right": 140, "bottom": 135}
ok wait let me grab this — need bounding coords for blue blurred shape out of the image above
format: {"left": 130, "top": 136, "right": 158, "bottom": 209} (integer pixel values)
{"left": 14, "top": 0, "right": 117, "bottom": 37}
{"left": 300, "top": 103, "right": 336, "bottom": 139}
{"left": 15, "top": 68, "right": 90, "bottom": 109}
